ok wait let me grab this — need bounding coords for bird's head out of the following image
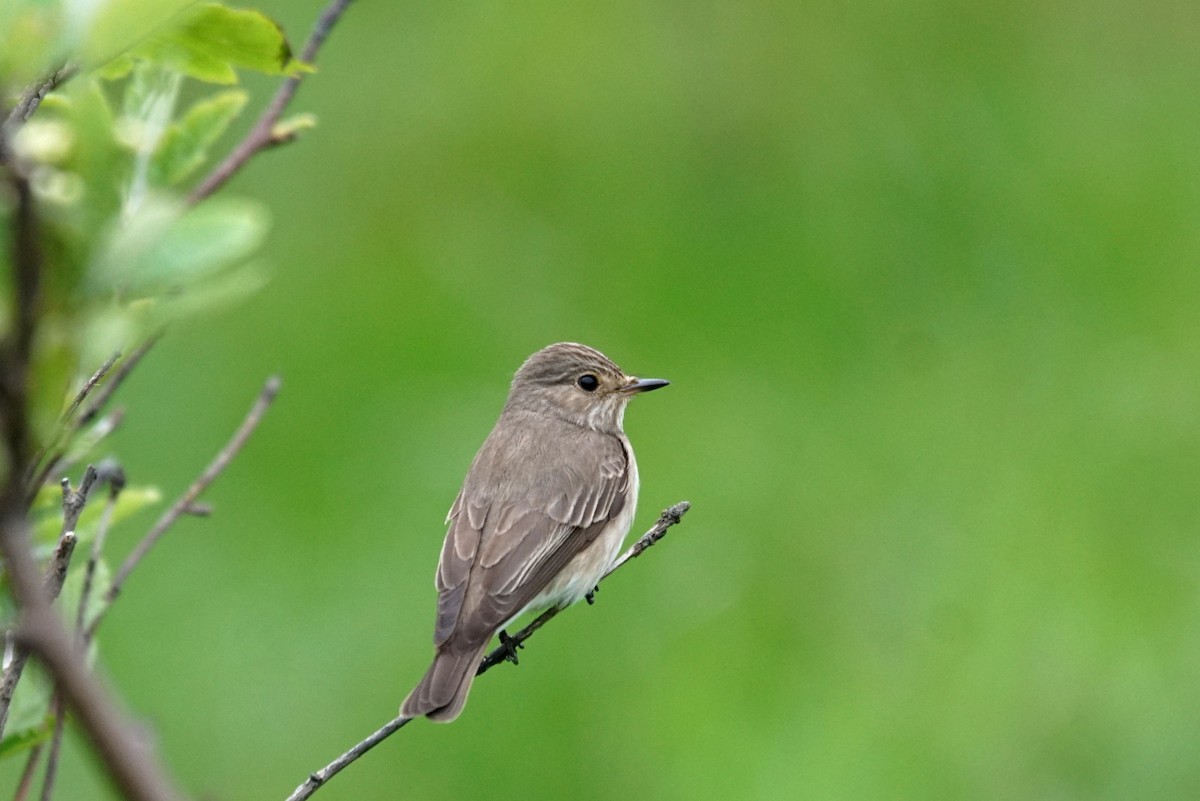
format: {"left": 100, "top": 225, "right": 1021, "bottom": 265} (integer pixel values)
{"left": 507, "top": 342, "right": 668, "bottom": 433}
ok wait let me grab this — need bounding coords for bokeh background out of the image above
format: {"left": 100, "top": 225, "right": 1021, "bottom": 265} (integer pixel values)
{"left": 6, "top": 0, "right": 1200, "bottom": 798}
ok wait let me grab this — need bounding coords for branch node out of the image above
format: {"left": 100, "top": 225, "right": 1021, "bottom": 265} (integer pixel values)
{"left": 183, "top": 502, "right": 213, "bottom": 517}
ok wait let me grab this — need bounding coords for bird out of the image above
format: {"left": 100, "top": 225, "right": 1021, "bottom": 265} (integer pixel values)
{"left": 400, "top": 342, "right": 669, "bottom": 722}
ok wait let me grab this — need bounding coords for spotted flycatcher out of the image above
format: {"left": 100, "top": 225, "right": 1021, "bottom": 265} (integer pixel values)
{"left": 400, "top": 342, "right": 668, "bottom": 722}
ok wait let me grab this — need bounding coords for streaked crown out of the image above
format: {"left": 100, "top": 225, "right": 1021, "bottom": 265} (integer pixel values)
{"left": 505, "top": 342, "right": 662, "bottom": 433}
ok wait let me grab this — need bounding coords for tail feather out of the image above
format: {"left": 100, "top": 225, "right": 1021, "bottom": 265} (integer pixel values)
{"left": 401, "top": 642, "right": 489, "bottom": 722}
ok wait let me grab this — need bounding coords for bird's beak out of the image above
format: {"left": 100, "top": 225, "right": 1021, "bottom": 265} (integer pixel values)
{"left": 624, "top": 377, "right": 670, "bottom": 393}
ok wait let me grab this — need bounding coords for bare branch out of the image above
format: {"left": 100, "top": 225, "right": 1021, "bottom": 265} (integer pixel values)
{"left": 60, "top": 465, "right": 100, "bottom": 536}
{"left": 89, "top": 377, "right": 280, "bottom": 636}
{"left": 77, "top": 468, "right": 123, "bottom": 634}
{"left": 75, "top": 336, "right": 159, "bottom": 431}
{"left": 188, "top": 0, "right": 356, "bottom": 203}
{"left": 47, "top": 408, "right": 127, "bottom": 486}
{"left": 28, "top": 336, "right": 158, "bottom": 498}
{"left": 62, "top": 352, "right": 121, "bottom": 425}
{"left": 283, "top": 501, "right": 691, "bottom": 801}
{"left": 31, "top": 468, "right": 122, "bottom": 799}
{"left": 181, "top": 501, "right": 212, "bottom": 517}
{"left": 478, "top": 501, "right": 690, "bottom": 674}
{"left": 0, "top": 529, "right": 76, "bottom": 737}
{"left": 283, "top": 717, "right": 412, "bottom": 801}
{"left": 0, "top": 63, "right": 76, "bottom": 145}
{"left": 1, "top": 513, "right": 185, "bottom": 801}
{"left": 601, "top": 500, "right": 690, "bottom": 576}
{"left": 1, "top": 465, "right": 109, "bottom": 737}
{"left": 26, "top": 353, "right": 120, "bottom": 485}
{"left": 14, "top": 742, "right": 44, "bottom": 801}
{"left": 39, "top": 695, "right": 67, "bottom": 801}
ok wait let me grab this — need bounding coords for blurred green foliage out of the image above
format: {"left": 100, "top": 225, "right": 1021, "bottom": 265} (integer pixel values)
{"left": 4, "top": 0, "right": 1200, "bottom": 799}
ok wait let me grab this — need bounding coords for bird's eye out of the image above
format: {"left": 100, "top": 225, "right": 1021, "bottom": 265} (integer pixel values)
{"left": 577, "top": 374, "right": 599, "bottom": 392}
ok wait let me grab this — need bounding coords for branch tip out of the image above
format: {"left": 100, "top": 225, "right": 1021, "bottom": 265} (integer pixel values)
{"left": 286, "top": 500, "right": 693, "bottom": 800}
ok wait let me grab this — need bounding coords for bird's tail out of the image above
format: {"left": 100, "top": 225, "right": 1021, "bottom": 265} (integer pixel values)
{"left": 400, "top": 642, "right": 490, "bottom": 723}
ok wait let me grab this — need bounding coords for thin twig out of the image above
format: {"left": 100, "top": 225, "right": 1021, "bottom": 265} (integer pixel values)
{"left": 601, "top": 500, "right": 690, "bottom": 576}
{"left": 76, "top": 467, "right": 123, "bottom": 634}
{"left": 13, "top": 742, "right": 44, "bottom": 801}
{"left": 1, "top": 513, "right": 185, "bottom": 801}
{"left": 283, "top": 501, "right": 691, "bottom": 801}
{"left": 28, "top": 336, "right": 158, "bottom": 499}
{"left": 38, "top": 695, "right": 67, "bottom": 801}
{"left": 60, "top": 466, "right": 100, "bottom": 538}
{"left": 26, "top": 353, "right": 120, "bottom": 486}
{"left": 49, "top": 408, "right": 127, "bottom": 484}
{"left": 477, "top": 501, "right": 690, "bottom": 673}
{"left": 0, "top": 63, "right": 76, "bottom": 149}
{"left": 76, "top": 336, "right": 159, "bottom": 431}
{"left": 0, "top": 51, "right": 181, "bottom": 801}
{"left": 0, "top": 528, "right": 77, "bottom": 737}
{"left": 88, "top": 377, "right": 281, "bottom": 637}
{"left": 188, "top": 0, "right": 355, "bottom": 203}
{"left": 62, "top": 352, "right": 121, "bottom": 425}
{"left": 283, "top": 717, "right": 412, "bottom": 801}
{"left": 36, "top": 469, "right": 124, "bottom": 798}
{"left": 1, "top": 466, "right": 102, "bottom": 738}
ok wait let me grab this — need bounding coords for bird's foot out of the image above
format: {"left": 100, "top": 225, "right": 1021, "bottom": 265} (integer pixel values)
{"left": 498, "top": 629, "right": 523, "bottom": 665}
{"left": 585, "top": 585, "right": 600, "bottom": 605}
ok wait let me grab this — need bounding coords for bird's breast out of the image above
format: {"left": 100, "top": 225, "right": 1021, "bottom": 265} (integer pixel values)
{"left": 523, "top": 436, "right": 639, "bottom": 613}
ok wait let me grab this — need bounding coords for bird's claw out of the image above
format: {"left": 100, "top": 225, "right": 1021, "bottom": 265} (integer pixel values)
{"left": 498, "top": 629, "right": 523, "bottom": 665}
{"left": 585, "top": 585, "right": 600, "bottom": 605}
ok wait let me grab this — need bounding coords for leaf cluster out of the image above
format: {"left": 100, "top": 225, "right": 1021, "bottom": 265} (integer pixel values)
{"left": 0, "top": 0, "right": 314, "bottom": 768}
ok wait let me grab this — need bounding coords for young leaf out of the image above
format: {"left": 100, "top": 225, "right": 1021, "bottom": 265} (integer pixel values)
{"left": 0, "top": 713, "right": 52, "bottom": 761}
{"left": 270, "top": 112, "right": 318, "bottom": 143}
{"left": 152, "top": 89, "right": 248, "bottom": 185}
{"left": 91, "top": 195, "right": 268, "bottom": 293}
{"left": 131, "top": 3, "right": 310, "bottom": 84}
{"left": 97, "top": 53, "right": 135, "bottom": 81}
{"left": 0, "top": 664, "right": 54, "bottom": 758}
{"left": 31, "top": 485, "right": 163, "bottom": 549}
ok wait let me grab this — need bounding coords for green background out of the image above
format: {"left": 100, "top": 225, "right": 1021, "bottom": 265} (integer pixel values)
{"left": 7, "top": 0, "right": 1200, "bottom": 798}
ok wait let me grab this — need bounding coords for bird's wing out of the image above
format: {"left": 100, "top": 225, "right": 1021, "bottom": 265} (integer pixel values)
{"left": 432, "top": 429, "right": 628, "bottom": 648}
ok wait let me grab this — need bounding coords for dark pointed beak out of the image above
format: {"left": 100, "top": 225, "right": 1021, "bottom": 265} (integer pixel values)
{"left": 626, "top": 377, "right": 670, "bottom": 393}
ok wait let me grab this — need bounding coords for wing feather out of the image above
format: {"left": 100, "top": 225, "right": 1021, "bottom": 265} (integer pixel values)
{"left": 430, "top": 414, "right": 630, "bottom": 651}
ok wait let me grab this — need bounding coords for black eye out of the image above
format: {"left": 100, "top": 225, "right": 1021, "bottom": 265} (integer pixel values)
{"left": 577, "top": 374, "right": 599, "bottom": 392}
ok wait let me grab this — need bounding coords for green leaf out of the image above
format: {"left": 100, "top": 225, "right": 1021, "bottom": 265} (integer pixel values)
{"left": 90, "top": 195, "right": 269, "bottom": 295}
{"left": 118, "top": 61, "right": 182, "bottom": 158}
{"left": 152, "top": 89, "right": 248, "bottom": 185}
{"left": 31, "top": 485, "right": 163, "bottom": 550}
{"left": 82, "top": 0, "right": 195, "bottom": 69}
{"left": 130, "top": 3, "right": 310, "bottom": 85}
{"left": 0, "top": 712, "right": 52, "bottom": 761}
{"left": 31, "top": 481, "right": 62, "bottom": 513}
{"left": 121, "top": 61, "right": 177, "bottom": 125}
{"left": 97, "top": 53, "right": 135, "bottom": 80}
{"left": 270, "top": 112, "right": 318, "bottom": 143}
{"left": 64, "top": 78, "right": 125, "bottom": 239}
{"left": 90, "top": 485, "right": 163, "bottom": 532}
{"left": 1, "top": 663, "right": 54, "bottom": 758}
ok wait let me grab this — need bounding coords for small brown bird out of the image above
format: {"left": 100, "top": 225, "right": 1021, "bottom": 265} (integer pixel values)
{"left": 400, "top": 342, "right": 668, "bottom": 722}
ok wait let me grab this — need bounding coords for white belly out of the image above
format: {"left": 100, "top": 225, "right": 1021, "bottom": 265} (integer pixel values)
{"left": 520, "top": 439, "right": 639, "bottom": 616}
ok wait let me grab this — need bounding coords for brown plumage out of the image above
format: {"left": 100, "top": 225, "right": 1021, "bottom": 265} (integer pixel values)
{"left": 400, "top": 343, "right": 668, "bottom": 722}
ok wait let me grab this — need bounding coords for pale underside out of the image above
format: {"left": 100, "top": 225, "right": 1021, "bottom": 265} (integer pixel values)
{"left": 434, "top": 411, "right": 639, "bottom": 651}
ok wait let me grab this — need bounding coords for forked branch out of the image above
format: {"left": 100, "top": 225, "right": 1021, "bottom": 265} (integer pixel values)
{"left": 188, "top": 0, "right": 356, "bottom": 203}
